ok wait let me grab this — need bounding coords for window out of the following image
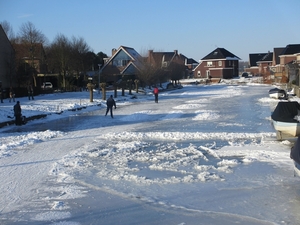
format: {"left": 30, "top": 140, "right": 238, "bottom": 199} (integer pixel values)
{"left": 122, "top": 60, "right": 130, "bottom": 66}
{"left": 207, "top": 61, "right": 213, "bottom": 67}
{"left": 218, "top": 61, "right": 222, "bottom": 66}
{"left": 113, "top": 59, "right": 130, "bottom": 67}
{"left": 228, "top": 61, "right": 232, "bottom": 66}
{"left": 197, "top": 71, "right": 201, "bottom": 77}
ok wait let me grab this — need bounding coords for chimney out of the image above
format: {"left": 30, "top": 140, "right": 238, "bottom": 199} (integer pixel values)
{"left": 112, "top": 48, "right": 117, "bottom": 56}
{"left": 174, "top": 50, "right": 178, "bottom": 55}
{"left": 148, "top": 50, "right": 153, "bottom": 63}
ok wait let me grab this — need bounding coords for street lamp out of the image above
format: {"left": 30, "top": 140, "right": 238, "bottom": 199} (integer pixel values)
{"left": 98, "top": 64, "right": 102, "bottom": 94}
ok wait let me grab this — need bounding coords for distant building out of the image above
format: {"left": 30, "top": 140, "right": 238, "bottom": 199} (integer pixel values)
{"left": 193, "top": 48, "right": 240, "bottom": 79}
{"left": 146, "top": 49, "right": 198, "bottom": 80}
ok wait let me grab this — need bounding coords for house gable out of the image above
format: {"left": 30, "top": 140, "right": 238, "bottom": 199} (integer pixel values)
{"left": 112, "top": 50, "right": 132, "bottom": 67}
{"left": 121, "top": 62, "right": 140, "bottom": 75}
{"left": 148, "top": 50, "right": 178, "bottom": 68}
{"left": 100, "top": 45, "right": 144, "bottom": 82}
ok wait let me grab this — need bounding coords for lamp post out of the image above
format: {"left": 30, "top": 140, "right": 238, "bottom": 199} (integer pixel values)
{"left": 98, "top": 64, "right": 102, "bottom": 94}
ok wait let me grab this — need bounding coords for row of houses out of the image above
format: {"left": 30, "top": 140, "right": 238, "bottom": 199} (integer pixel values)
{"left": 245, "top": 44, "right": 300, "bottom": 84}
{"left": 98, "top": 46, "right": 241, "bottom": 83}
{"left": 1, "top": 23, "right": 300, "bottom": 93}
{"left": 99, "top": 44, "right": 300, "bottom": 86}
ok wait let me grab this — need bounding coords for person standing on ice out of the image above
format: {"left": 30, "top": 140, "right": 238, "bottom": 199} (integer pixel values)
{"left": 105, "top": 95, "right": 116, "bottom": 118}
{"left": 13, "top": 101, "right": 22, "bottom": 125}
{"left": 153, "top": 86, "right": 159, "bottom": 103}
{"left": 9, "top": 86, "right": 15, "bottom": 102}
{"left": 27, "top": 84, "right": 34, "bottom": 100}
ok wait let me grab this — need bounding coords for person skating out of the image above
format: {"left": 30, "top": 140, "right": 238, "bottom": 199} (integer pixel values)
{"left": 105, "top": 95, "right": 116, "bottom": 118}
{"left": 153, "top": 86, "right": 159, "bottom": 103}
{"left": 14, "top": 101, "right": 22, "bottom": 125}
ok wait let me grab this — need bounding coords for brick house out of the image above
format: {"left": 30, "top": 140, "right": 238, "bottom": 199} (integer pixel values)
{"left": 269, "top": 47, "right": 285, "bottom": 82}
{"left": 0, "top": 25, "right": 15, "bottom": 91}
{"left": 245, "top": 53, "right": 266, "bottom": 76}
{"left": 257, "top": 51, "right": 273, "bottom": 76}
{"left": 269, "top": 44, "right": 300, "bottom": 83}
{"left": 280, "top": 44, "right": 300, "bottom": 83}
{"left": 193, "top": 48, "right": 240, "bottom": 79}
{"left": 146, "top": 50, "right": 198, "bottom": 79}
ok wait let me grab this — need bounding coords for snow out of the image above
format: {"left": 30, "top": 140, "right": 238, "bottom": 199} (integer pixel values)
{"left": 0, "top": 79, "right": 300, "bottom": 224}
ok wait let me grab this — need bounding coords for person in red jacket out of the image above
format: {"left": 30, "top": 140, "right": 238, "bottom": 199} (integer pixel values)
{"left": 153, "top": 87, "right": 159, "bottom": 103}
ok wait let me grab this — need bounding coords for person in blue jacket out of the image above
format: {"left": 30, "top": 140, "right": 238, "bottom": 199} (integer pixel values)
{"left": 105, "top": 95, "right": 116, "bottom": 118}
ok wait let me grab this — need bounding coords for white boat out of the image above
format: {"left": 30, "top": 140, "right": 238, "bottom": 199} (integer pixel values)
{"left": 272, "top": 120, "right": 300, "bottom": 140}
{"left": 271, "top": 101, "right": 300, "bottom": 140}
{"left": 268, "top": 88, "right": 287, "bottom": 99}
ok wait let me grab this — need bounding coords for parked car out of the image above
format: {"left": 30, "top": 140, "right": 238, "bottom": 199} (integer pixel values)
{"left": 41, "top": 82, "right": 53, "bottom": 89}
{"left": 241, "top": 72, "right": 249, "bottom": 78}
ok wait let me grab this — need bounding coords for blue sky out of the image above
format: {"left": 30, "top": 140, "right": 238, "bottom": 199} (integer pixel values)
{"left": 1, "top": 0, "right": 299, "bottom": 61}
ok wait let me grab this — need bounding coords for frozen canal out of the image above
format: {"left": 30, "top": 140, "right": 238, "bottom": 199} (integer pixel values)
{"left": 1, "top": 84, "right": 300, "bottom": 225}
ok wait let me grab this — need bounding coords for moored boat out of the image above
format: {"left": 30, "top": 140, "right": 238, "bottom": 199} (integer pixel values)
{"left": 271, "top": 101, "right": 300, "bottom": 140}
{"left": 269, "top": 88, "right": 287, "bottom": 99}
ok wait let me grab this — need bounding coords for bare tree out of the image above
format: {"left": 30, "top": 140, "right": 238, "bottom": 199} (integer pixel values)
{"left": 0, "top": 20, "right": 15, "bottom": 42}
{"left": 47, "top": 34, "right": 71, "bottom": 90}
{"left": 137, "top": 62, "right": 163, "bottom": 88}
{"left": 169, "top": 62, "right": 186, "bottom": 85}
{"left": 15, "top": 22, "right": 48, "bottom": 87}
{"left": 70, "top": 36, "right": 90, "bottom": 76}
{"left": 17, "top": 21, "right": 47, "bottom": 45}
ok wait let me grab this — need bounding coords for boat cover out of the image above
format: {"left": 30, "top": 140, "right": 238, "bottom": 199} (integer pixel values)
{"left": 268, "top": 88, "right": 285, "bottom": 94}
{"left": 271, "top": 101, "right": 300, "bottom": 122}
{"left": 291, "top": 136, "right": 300, "bottom": 164}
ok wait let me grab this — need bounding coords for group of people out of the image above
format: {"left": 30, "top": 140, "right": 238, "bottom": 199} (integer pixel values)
{"left": 0, "top": 84, "right": 34, "bottom": 104}
{"left": 0, "top": 86, "right": 15, "bottom": 103}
